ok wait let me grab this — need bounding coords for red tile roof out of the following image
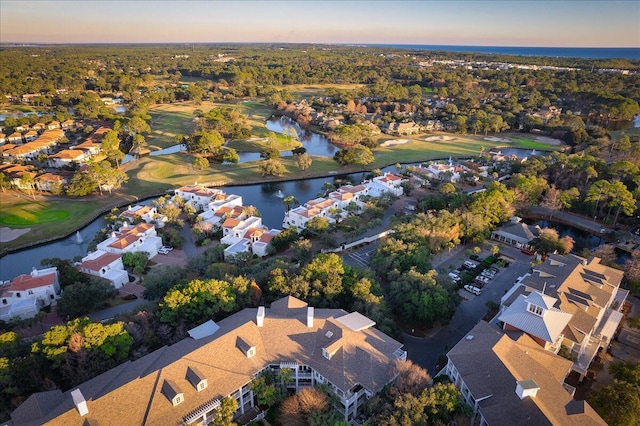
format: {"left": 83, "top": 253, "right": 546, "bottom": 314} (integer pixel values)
{"left": 78, "top": 252, "right": 121, "bottom": 272}
{"left": 10, "top": 272, "right": 57, "bottom": 291}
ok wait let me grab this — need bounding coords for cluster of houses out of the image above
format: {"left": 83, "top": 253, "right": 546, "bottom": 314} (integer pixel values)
{"left": 10, "top": 250, "right": 621, "bottom": 425}
{"left": 283, "top": 172, "right": 405, "bottom": 231}
{"left": 0, "top": 204, "right": 173, "bottom": 323}
{"left": 175, "top": 185, "right": 280, "bottom": 260}
{"left": 278, "top": 98, "right": 444, "bottom": 138}
{"left": 444, "top": 252, "right": 625, "bottom": 425}
{"left": 1, "top": 125, "right": 110, "bottom": 191}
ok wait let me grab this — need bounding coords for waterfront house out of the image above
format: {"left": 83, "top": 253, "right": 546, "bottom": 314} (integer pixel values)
{"left": 97, "top": 223, "right": 163, "bottom": 258}
{"left": 11, "top": 296, "right": 406, "bottom": 425}
{"left": 283, "top": 197, "right": 338, "bottom": 231}
{"left": 365, "top": 172, "right": 406, "bottom": 197}
{"left": 119, "top": 205, "right": 161, "bottom": 225}
{"left": 0, "top": 267, "right": 60, "bottom": 322}
{"left": 498, "top": 254, "right": 627, "bottom": 378}
{"left": 490, "top": 216, "right": 540, "bottom": 249}
{"left": 174, "top": 184, "right": 224, "bottom": 211}
{"left": 75, "top": 250, "right": 129, "bottom": 288}
{"left": 197, "top": 192, "right": 244, "bottom": 229}
{"left": 47, "top": 121, "right": 61, "bottom": 130}
{"left": 445, "top": 321, "right": 606, "bottom": 426}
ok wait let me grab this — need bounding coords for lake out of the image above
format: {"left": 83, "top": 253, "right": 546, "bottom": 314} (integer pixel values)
{"left": 0, "top": 170, "right": 373, "bottom": 281}
{"left": 121, "top": 116, "right": 338, "bottom": 165}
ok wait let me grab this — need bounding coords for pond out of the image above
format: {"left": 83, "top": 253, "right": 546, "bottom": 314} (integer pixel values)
{"left": 122, "top": 117, "right": 337, "bottom": 165}
{"left": 523, "top": 218, "right": 606, "bottom": 253}
{"left": 266, "top": 116, "right": 339, "bottom": 157}
{"left": 489, "top": 147, "right": 551, "bottom": 159}
{"left": 0, "top": 169, "right": 375, "bottom": 281}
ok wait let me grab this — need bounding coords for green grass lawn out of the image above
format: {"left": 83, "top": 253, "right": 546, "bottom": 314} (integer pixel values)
{"left": 146, "top": 102, "right": 209, "bottom": 149}
{"left": 1, "top": 209, "right": 69, "bottom": 226}
{"left": 0, "top": 194, "right": 139, "bottom": 253}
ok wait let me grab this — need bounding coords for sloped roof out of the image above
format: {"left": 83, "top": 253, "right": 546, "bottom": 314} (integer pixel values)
{"left": 14, "top": 296, "right": 404, "bottom": 426}
{"left": 447, "top": 321, "right": 606, "bottom": 426}
{"left": 10, "top": 271, "right": 57, "bottom": 291}
{"left": 77, "top": 252, "right": 121, "bottom": 272}
{"left": 498, "top": 292, "right": 572, "bottom": 343}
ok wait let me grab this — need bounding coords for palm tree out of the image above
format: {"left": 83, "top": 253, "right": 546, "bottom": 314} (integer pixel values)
{"left": 283, "top": 195, "right": 298, "bottom": 212}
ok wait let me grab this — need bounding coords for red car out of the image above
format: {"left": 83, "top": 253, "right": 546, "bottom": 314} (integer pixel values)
{"left": 521, "top": 249, "right": 534, "bottom": 255}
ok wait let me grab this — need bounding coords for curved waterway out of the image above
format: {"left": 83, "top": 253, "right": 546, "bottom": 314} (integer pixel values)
{"left": 0, "top": 170, "right": 372, "bottom": 281}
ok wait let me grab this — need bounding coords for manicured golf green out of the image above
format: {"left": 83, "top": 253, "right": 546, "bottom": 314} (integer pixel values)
{"left": 1, "top": 209, "right": 69, "bottom": 226}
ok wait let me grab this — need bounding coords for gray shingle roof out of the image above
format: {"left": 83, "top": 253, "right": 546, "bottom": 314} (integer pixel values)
{"left": 447, "top": 321, "right": 606, "bottom": 426}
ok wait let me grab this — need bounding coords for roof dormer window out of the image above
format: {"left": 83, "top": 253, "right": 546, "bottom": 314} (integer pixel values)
{"left": 527, "top": 303, "right": 543, "bottom": 316}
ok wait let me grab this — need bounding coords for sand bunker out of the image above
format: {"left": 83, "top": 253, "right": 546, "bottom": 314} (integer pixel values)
{"left": 534, "top": 136, "right": 563, "bottom": 146}
{"left": 0, "top": 227, "right": 30, "bottom": 243}
{"left": 484, "top": 136, "right": 512, "bottom": 143}
{"left": 381, "top": 139, "right": 411, "bottom": 147}
{"left": 424, "top": 135, "right": 455, "bottom": 141}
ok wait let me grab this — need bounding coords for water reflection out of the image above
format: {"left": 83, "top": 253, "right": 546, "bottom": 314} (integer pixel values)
{"left": 524, "top": 219, "right": 605, "bottom": 252}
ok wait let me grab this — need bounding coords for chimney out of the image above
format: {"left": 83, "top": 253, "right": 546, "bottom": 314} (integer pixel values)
{"left": 307, "top": 307, "right": 314, "bottom": 328}
{"left": 256, "top": 306, "right": 265, "bottom": 327}
{"left": 31, "top": 267, "right": 38, "bottom": 276}
{"left": 71, "top": 389, "right": 89, "bottom": 416}
{"left": 516, "top": 379, "right": 540, "bottom": 399}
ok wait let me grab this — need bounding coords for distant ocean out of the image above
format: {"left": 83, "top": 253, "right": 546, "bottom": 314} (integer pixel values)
{"left": 365, "top": 44, "right": 640, "bottom": 60}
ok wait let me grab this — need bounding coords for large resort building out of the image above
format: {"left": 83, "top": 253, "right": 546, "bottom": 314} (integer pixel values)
{"left": 11, "top": 296, "right": 406, "bottom": 425}
{"left": 498, "top": 254, "right": 627, "bottom": 378}
{"left": 445, "top": 321, "right": 606, "bottom": 426}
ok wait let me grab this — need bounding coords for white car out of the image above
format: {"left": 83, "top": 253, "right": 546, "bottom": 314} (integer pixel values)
{"left": 448, "top": 272, "right": 461, "bottom": 282}
{"left": 158, "top": 246, "right": 173, "bottom": 255}
{"left": 464, "top": 285, "right": 482, "bottom": 295}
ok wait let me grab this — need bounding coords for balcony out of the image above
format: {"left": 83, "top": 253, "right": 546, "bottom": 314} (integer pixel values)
{"left": 183, "top": 398, "right": 220, "bottom": 424}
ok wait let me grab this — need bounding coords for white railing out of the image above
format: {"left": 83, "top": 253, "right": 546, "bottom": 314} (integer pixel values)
{"left": 182, "top": 398, "right": 220, "bottom": 424}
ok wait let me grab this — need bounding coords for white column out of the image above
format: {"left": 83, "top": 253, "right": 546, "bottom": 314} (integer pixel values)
{"left": 239, "top": 386, "right": 245, "bottom": 414}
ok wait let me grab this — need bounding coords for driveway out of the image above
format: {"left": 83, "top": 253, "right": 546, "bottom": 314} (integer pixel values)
{"left": 403, "top": 244, "right": 534, "bottom": 374}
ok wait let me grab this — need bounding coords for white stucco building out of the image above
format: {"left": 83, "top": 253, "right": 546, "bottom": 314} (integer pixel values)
{"left": 97, "top": 223, "right": 163, "bottom": 258}
{"left": 0, "top": 267, "right": 60, "bottom": 321}
{"left": 75, "top": 251, "right": 129, "bottom": 288}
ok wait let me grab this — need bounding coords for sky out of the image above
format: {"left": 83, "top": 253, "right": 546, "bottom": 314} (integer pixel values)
{"left": 1, "top": 0, "right": 639, "bottom": 47}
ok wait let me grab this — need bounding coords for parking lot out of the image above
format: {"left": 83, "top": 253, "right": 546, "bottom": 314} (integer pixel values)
{"left": 403, "top": 244, "right": 534, "bottom": 373}
{"left": 343, "top": 242, "right": 379, "bottom": 268}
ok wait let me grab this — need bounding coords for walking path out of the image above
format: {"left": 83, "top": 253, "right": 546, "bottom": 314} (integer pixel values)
{"left": 528, "top": 206, "right": 611, "bottom": 234}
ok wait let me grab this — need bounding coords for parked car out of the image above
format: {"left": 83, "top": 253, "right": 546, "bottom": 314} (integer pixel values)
{"left": 158, "top": 246, "right": 173, "bottom": 254}
{"left": 463, "top": 260, "right": 479, "bottom": 269}
{"left": 161, "top": 246, "right": 173, "bottom": 251}
{"left": 472, "top": 279, "right": 485, "bottom": 288}
{"left": 448, "top": 272, "right": 461, "bottom": 282}
{"left": 521, "top": 248, "right": 534, "bottom": 255}
{"left": 464, "top": 284, "right": 482, "bottom": 295}
{"left": 474, "top": 276, "right": 490, "bottom": 285}
{"left": 470, "top": 254, "right": 481, "bottom": 261}
{"left": 481, "top": 270, "right": 496, "bottom": 279}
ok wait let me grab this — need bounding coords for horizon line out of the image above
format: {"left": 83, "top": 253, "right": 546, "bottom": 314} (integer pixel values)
{"left": 1, "top": 42, "right": 639, "bottom": 50}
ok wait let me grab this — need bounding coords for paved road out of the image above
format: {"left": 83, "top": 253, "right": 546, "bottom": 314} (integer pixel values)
{"left": 402, "top": 245, "right": 534, "bottom": 374}
{"left": 87, "top": 297, "right": 150, "bottom": 322}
